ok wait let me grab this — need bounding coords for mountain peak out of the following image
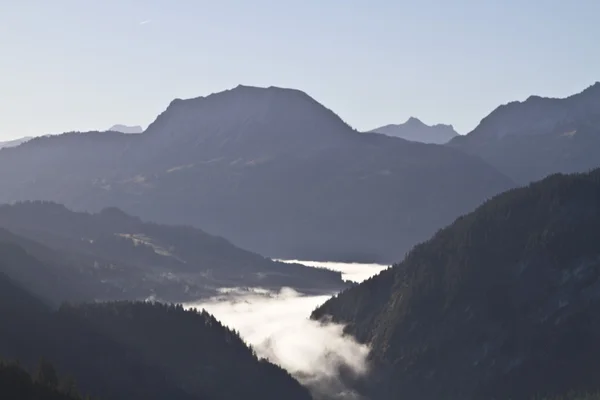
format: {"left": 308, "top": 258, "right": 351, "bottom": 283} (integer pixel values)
{"left": 583, "top": 81, "right": 600, "bottom": 90}
{"left": 369, "top": 117, "right": 458, "bottom": 144}
{"left": 461, "top": 80, "right": 600, "bottom": 141}
{"left": 168, "top": 85, "right": 312, "bottom": 107}
{"left": 144, "top": 85, "right": 354, "bottom": 153}
{"left": 406, "top": 116, "right": 422, "bottom": 123}
{"left": 405, "top": 116, "right": 425, "bottom": 126}
{"left": 576, "top": 80, "right": 600, "bottom": 98}
{"left": 233, "top": 83, "right": 305, "bottom": 93}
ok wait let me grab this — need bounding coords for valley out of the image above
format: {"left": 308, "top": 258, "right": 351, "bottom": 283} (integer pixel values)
{"left": 2, "top": 5, "right": 600, "bottom": 397}
{"left": 185, "top": 261, "right": 386, "bottom": 399}
{"left": 2, "top": 81, "right": 600, "bottom": 399}
{"left": 2, "top": 80, "right": 600, "bottom": 399}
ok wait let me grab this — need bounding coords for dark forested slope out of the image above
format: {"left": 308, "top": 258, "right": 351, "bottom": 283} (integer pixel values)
{"left": 313, "top": 168, "right": 600, "bottom": 399}
{"left": 60, "top": 301, "right": 311, "bottom": 400}
{"left": 0, "top": 271, "right": 311, "bottom": 400}
{"left": 0, "top": 359, "right": 88, "bottom": 400}
{"left": 0, "top": 272, "right": 198, "bottom": 400}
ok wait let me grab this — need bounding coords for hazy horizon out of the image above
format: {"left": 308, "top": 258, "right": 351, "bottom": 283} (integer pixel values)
{"left": 2, "top": 1, "right": 600, "bottom": 140}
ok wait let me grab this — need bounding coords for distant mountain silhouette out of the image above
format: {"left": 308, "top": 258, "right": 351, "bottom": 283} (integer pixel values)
{"left": 0, "top": 201, "right": 346, "bottom": 304}
{"left": 0, "top": 136, "right": 32, "bottom": 149}
{"left": 108, "top": 124, "right": 143, "bottom": 134}
{"left": 370, "top": 117, "right": 458, "bottom": 144}
{"left": 0, "top": 85, "right": 513, "bottom": 263}
{"left": 450, "top": 82, "right": 600, "bottom": 183}
{"left": 313, "top": 168, "right": 600, "bottom": 399}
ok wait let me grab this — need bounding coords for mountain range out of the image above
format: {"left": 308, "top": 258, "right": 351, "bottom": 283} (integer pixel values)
{"left": 313, "top": 168, "right": 600, "bottom": 399}
{"left": 0, "top": 85, "right": 513, "bottom": 263}
{"left": 450, "top": 82, "right": 600, "bottom": 183}
{"left": 2, "top": 81, "right": 600, "bottom": 400}
{"left": 370, "top": 117, "right": 459, "bottom": 144}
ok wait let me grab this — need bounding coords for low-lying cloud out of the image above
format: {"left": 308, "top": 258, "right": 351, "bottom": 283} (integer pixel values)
{"left": 277, "top": 259, "right": 389, "bottom": 283}
{"left": 184, "top": 262, "right": 387, "bottom": 398}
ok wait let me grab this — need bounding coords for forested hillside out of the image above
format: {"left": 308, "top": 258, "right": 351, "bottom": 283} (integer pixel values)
{"left": 0, "top": 358, "right": 91, "bottom": 400}
{"left": 60, "top": 301, "right": 311, "bottom": 400}
{"left": 0, "top": 271, "right": 200, "bottom": 400}
{"left": 313, "top": 168, "right": 600, "bottom": 399}
{"left": 0, "top": 271, "right": 310, "bottom": 400}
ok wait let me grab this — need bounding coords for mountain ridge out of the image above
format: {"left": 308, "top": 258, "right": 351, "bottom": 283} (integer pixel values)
{"left": 449, "top": 81, "right": 600, "bottom": 183}
{"left": 142, "top": 85, "right": 356, "bottom": 156}
{"left": 462, "top": 81, "right": 600, "bottom": 140}
{"left": 0, "top": 136, "right": 33, "bottom": 149}
{"left": 370, "top": 117, "right": 458, "bottom": 144}
{"left": 0, "top": 85, "right": 514, "bottom": 263}
{"left": 108, "top": 124, "right": 143, "bottom": 134}
{"left": 0, "top": 201, "right": 347, "bottom": 304}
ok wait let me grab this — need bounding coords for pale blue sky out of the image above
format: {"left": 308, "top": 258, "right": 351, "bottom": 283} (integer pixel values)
{"left": 1, "top": 0, "right": 599, "bottom": 140}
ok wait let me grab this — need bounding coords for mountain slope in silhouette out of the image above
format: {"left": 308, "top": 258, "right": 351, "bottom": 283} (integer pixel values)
{"left": 313, "top": 168, "right": 600, "bottom": 399}
{"left": 450, "top": 82, "right": 600, "bottom": 183}
{"left": 0, "top": 85, "right": 513, "bottom": 263}
{"left": 0, "top": 201, "right": 346, "bottom": 304}
{"left": 370, "top": 117, "right": 458, "bottom": 144}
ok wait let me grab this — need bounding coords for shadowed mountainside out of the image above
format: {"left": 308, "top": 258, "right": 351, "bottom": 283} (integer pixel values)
{"left": 313, "top": 168, "right": 600, "bottom": 399}
{"left": 450, "top": 82, "right": 600, "bottom": 183}
{"left": 0, "top": 85, "right": 513, "bottom": 263}
{"left": 0, "top": 272, "right": 311, "bottom": 400}
{"left": 0, "top": 201, "right": 346, "bottom": 304}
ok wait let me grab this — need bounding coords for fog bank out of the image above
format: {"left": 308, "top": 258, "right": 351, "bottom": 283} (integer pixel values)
{"left": 276, "top": 259, "right": 389, "bottom": 283}
{"left": 185, "top": 261, "right": 387, "bottom": 398}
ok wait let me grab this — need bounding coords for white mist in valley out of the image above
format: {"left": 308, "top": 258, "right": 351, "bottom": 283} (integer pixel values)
{"left": 184, "top": 261, "right": 389, "bottom": 398}
{"left": 276, "top": 259, "right": 389, "bottom": 283}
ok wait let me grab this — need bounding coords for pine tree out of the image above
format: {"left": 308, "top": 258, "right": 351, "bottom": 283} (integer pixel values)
{"left": 59, "top": 374, "right": 79, "bottom": 397}
{"left": 33, "top": 357, "right": 59, "bottom": 389}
